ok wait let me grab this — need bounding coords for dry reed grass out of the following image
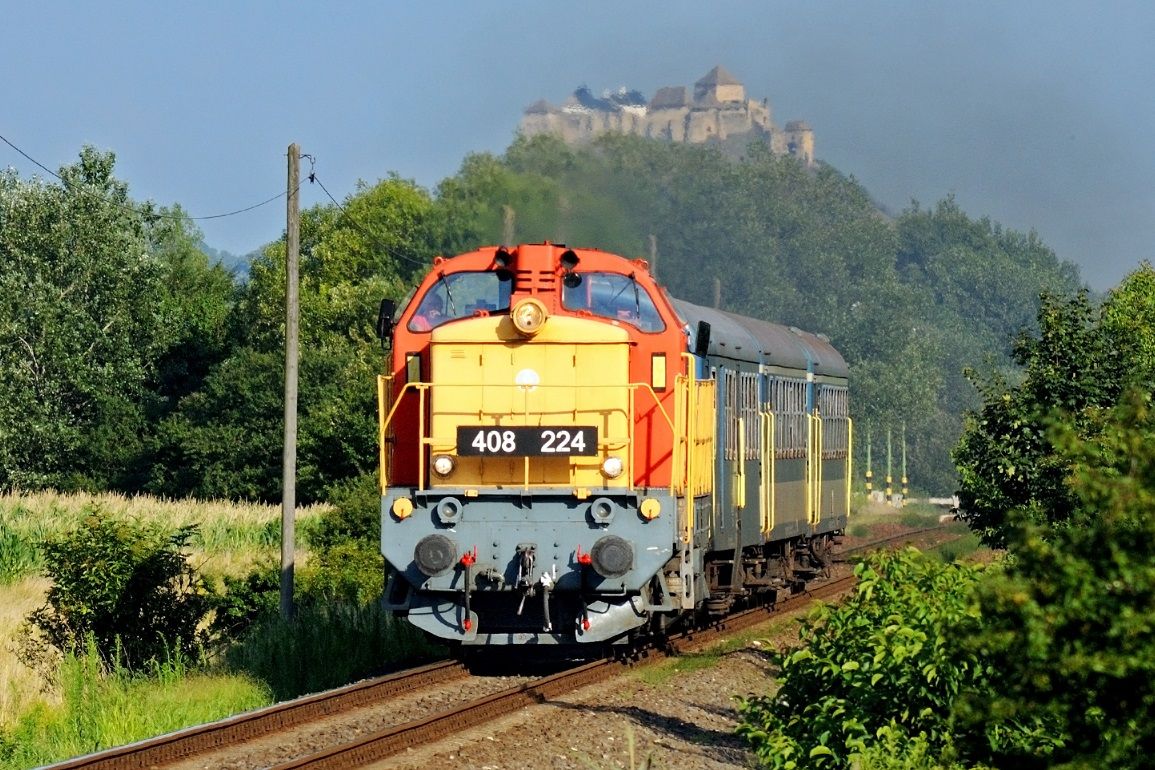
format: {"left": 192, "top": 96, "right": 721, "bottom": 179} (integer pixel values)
{"left": 0, "top": 577, "right": 51, "bottom": 726}
{"left": 0, "top": 489, "right": 328, "bottom": 577}
{"left": 0, "top": 489, "right": 328, "bottom": 533}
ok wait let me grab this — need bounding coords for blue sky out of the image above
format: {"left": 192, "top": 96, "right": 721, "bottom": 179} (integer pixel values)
{"left": 2, "top": 1, "right": 1152, "bottom": 290}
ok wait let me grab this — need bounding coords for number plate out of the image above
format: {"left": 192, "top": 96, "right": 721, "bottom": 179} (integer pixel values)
{"left": 456, "top": 426, "right": 598, "bottom": 457}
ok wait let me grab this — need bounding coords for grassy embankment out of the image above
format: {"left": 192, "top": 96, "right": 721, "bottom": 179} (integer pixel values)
{"left": 0, "top": 490, "right": 434, "bottom": 768}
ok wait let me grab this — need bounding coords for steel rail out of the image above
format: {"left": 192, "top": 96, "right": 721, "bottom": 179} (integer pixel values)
{"left": 267, "top": 659, "right": 617, "bottom": 770}
{"left": 837, "top": 524, "right": 958, "bottom": 559}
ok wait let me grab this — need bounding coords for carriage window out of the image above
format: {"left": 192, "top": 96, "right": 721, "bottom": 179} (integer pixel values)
{"left": 561, "top": 272, "right": 665, "bottom": 332}
{"left": 407, "top": 271, "right": 512, "bottom": 332}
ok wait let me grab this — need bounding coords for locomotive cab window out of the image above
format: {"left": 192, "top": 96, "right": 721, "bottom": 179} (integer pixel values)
{"left": 561, "top": 272, "right": 665, "bottom": 332}
{"left": 407, "top": 271, "right": 513, "bottom": 332}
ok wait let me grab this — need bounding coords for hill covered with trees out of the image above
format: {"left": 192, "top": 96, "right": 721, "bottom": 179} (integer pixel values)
{"left": 0, "top": 135, "right": 1084, "bottom": 500}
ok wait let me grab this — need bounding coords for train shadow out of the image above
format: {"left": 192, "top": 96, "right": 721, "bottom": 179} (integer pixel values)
{"left": 542, "top": 647, "right": 774, "bottom": 762}
{"left": 458, "top": 648, "right": 599, "bottom": 677}
{"left": 553, "top": 700, "right": 753, "bottom": 764}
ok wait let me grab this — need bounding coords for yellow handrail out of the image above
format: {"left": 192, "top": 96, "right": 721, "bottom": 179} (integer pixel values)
{"left": 815, "top": 410, "right": 823, "bottom": 526}
{"left": 805, "top": 411, "right": 814, "bottom": 525}
{"left": 680, "top": 353, "right": 696, "bottom": 542}
{"left": 377, "top": 375, "right": 389, "bottom": 493}
{"left": 846, "top": 417, "right": 854, "bottom": 518}
{"left": 734, "top": 418, "right": 746, "bottom": 510}
{"left": 378, "top": 378, "right": 683, "bottom": 494}
{"left": 760, "top": 411, "right": 776, "bottom": 535}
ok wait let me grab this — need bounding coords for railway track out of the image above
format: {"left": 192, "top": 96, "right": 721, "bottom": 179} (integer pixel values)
{"left": 45, "top": 525, "right": 956, "bottom": 770}
{"left": 43, "top": 660, "right": 470, "bottom": 770}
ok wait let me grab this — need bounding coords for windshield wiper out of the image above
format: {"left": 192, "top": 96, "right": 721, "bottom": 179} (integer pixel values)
{"left": 438, "top": 273, "right": 457, "bottom": 316}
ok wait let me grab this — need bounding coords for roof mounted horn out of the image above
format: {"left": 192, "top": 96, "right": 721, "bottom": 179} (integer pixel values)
{"left": 560, "top": 249, "right": 581, "bottom": 288}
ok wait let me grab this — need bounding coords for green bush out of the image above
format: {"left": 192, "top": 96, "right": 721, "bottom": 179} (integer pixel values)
{"left": 300, "top": 472, "right": 386, "bottom": 604}
{"left": 21, "top": 508, "right": 212, "bottom": 671}
{"left": 737, "top": 549, "right": 988, "bottom": 768}
{"left": 208, "top": 566, "right": 281, "bottom": 643}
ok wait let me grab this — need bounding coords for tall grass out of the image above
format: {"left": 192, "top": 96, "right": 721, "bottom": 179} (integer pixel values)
{"left": 225, "top": 602, "right": 444, "bottom": 701}
{"left": 928, "top": 532, "right": 983, "bottom": 564}
{"left": 0, "top": 525, "right": 38, "bottom": 586}
{"left": 0, "top": 641, "right": 269, "bottom": 769}
{"left": 1, "top": 490, "right": 328, "bottom": 735}
{"left": 1, "top": 598, "right": 442, "bottom": 765}
{"left": 0, "top": 578, "right": 49, "bottom": 727}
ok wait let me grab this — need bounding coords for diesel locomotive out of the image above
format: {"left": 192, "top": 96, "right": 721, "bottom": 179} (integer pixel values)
{"left": 376, "top": 243, "right": 851, "bottom": 647}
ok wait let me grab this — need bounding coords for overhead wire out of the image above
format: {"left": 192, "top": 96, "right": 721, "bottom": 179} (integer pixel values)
{"left": 2, "top": 130, "right": 430, "bottom": 270}
{"left": 304, "top": 156, "right": 428, "bottom": 271}
{"left": 0, "top": 132, "right": 59, "bottom": 179}
{"left": 0, "top": 130, "right": 288, "bottom": 222}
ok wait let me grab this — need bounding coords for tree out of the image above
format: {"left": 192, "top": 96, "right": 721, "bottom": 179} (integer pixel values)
{"left": 150, "top": 176, "right": 425, "bottom": 503}
{"left": 0, "top": 148, "right": 166, "bottom": 490}
{"left": 953, "top": 265, "right": 1155, "bottom": 547}
{"left": 952, "top": 294, "right": 1101, "bottom": 547}
{"left": 952, "top": 390, "right": 1155, "bottom": 769}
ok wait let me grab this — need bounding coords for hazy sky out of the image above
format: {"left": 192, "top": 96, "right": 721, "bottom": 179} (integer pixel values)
{"left": 3, "top": 1, "right": 1151, "bottom": 291}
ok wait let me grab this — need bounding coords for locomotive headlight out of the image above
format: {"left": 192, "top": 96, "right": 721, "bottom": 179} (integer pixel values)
{"left": 601, "top": 456, "right": 624, "bottom": 479}
{"left": 431, "top": 454, "right": 456, "bottom": 477}
{"left": 511, "top": 298, "right": 548, "bottom": 336}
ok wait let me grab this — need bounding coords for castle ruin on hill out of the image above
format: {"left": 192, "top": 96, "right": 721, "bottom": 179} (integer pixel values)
{"left": 519, "top": 66, "right": 814, "bottom": 166}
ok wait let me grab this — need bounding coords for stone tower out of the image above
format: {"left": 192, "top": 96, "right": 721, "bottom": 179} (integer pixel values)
{"left": 694, "top": 65, "right": 745, "bottom": 104}
{"left": 519, "top": 66, "right": 815, "bottom": 167}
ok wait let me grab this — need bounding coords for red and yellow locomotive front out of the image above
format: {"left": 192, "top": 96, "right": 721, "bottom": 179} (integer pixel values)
{"left": 378, "top": 243, "right": 695, "bottom": 645}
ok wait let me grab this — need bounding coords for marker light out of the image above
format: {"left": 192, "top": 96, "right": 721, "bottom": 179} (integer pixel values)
{"left": 511, "top": 298, "right": 548, "bottom": 336}
{"left": 639, "top": 497, "right": 662, "bottom": 520}
{"left": 391, "top": 497, "right": 414, "bottom": 520}
{"left": 601, "top": 456, "right": 624, "bottom": 479}
{"left": 431, "top": 454, "right": 456, "bottom": 477}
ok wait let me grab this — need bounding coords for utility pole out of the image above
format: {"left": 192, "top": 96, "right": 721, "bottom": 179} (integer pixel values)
{"left": 864, "top": 423, "right": 873, "bottom": 498}
{"left": 281, "top": 143, "right": 300, "bottom": 620}
{"left": 886, "top": 427, "right": 893, "bottom": 502}
{"left": 648, "top": 234, "right": 659, "bottom": 280}
{"left": 713, "top": 277, "right": 721, "bottom": 309}
{"left": 901, "top": 422, "right": 909, "bottom": 500}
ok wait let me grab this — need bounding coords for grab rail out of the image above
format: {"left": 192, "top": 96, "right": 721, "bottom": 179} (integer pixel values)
{"left": 378, "top": 376, "right": 679, "bottom": 494}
